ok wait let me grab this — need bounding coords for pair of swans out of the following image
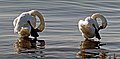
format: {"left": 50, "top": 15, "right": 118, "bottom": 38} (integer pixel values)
{"left": 78, "top": 13, "right": 107, "bottom": 40}
{"left": 13, "top": 10, "right": 107, "bottom": 40}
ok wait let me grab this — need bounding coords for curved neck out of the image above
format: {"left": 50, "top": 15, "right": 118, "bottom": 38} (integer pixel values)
{"left": 29, "top": 10, "right": 45, "bottom": 32}
{"left": 37, "top": 12, "right": 45, "bottom": 32}
{"left": 91, "top": 13, "right": 107, "bottom": 29}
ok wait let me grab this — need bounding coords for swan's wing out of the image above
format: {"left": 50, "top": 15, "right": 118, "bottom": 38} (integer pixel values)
{"left": 78, "top": 19, "right": 96, "bottom": 38}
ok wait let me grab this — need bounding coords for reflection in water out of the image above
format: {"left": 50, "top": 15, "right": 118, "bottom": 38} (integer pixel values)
{"left": 37, "top": 40, "right": 45, "bottom": 49}
{"left": 77, "top": 39, "right": 107, "bottom": 59}
{"left": 13, "top": 37, "right": 45, "bottom": 54}
{"left": 80, "top": 39, "right": 100, "bottom": 49}
{"left": 14, "top": 37, "right": 32, "bottom": 53}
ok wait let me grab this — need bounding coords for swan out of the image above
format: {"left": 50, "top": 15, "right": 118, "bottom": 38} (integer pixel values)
{"left": 13, "top": 10, "right": 45, "bottom": 35}
{"left": 78, "top": 13, "right": 107, "bottom": 40}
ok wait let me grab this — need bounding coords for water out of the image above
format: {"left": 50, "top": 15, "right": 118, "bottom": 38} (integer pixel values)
{"left": 0, "top": 0, "right": 120, "bottom": 58}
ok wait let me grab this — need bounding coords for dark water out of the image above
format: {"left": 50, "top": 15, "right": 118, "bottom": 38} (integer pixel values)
{"left": 0, "top": 0, "right": 120, "bottom": 59}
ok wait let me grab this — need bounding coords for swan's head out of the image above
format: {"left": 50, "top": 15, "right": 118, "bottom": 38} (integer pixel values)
{"left": 91, "top": 13, "right": 107, "bottom": 29}
{"left": 19, "top": 27, "right": 30, "bottom": 37}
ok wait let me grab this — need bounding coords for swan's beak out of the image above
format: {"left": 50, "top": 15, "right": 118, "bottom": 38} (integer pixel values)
{"left": 95, "top": 30, "right": 101, "bottom": 40}
{"left": 92, "top": 24, "right": 101, "bottom": 40}
{"left": 98, "top": 26, "right": 104, "bottom": 31}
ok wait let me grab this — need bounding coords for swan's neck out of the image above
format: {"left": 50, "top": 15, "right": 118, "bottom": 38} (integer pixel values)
{"left": 38, "top": 13, "right": 45, "bottom": 26}
{"left": 36, "top": 12, "right": 45, "bottom": 31}
{"left": 29, "top": 10, "right": 45, "bottom": 32}
{"left": 91, "top": 13, "right": 107, "bottom": 29}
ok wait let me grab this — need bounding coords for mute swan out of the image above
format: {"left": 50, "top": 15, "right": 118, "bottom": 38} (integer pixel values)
{"left": 78, "top": 13, "right": 107, "bottom": 40}
{"left": 13, "top": 10, "right": 45, "bottom": 36}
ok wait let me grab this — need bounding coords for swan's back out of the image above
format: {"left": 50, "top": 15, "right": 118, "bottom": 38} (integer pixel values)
{"left": 78, "top": 17, "right": 96, "bottom": 38}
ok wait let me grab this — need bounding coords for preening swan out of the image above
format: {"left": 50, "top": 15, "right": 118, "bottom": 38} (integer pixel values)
{"left": 13, "top": 10, "right": 45, "bottom": 36}
{"left": 78, "top": 13, "right": 107, "bottom": 40}
{"left": 13, "top": 10, "right": 46, "bottom": 53}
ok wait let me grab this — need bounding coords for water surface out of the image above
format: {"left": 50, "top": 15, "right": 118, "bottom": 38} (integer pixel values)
{"left": 0, "top": 0, "right": 120, "bottom": 58}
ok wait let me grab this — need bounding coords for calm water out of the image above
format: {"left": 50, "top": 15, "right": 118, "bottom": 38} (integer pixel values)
{"left": 0, "top": 0, "right": 120, "bottom": 59}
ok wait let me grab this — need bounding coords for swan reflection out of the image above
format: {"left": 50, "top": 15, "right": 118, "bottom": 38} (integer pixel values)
{"left": 14, "top": 37, "right": 45, "bottom": 54}
{"left": 77, "top": 39, "right": 107, "bottom": 59}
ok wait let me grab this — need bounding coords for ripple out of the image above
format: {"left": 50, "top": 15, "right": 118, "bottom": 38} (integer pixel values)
{"left": 0, "top": 0, "right": 120, "bottom": 58}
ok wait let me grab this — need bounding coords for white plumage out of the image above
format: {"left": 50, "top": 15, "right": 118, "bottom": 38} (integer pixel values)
{"left": 78, "top": 13, "right": 107, "bottom": 40}
{"left": 13, "top": 10, "right": 45, "bottom": 34}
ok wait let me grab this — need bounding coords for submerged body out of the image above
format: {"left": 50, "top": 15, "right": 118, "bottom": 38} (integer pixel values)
{"left": 78, "top": 13, "right": 107, "bottom": 40}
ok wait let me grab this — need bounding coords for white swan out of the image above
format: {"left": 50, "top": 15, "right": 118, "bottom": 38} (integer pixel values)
{"left": 13, "top": 10, "right": 45, "bottom": 34}
{"left": 78, "top": 13, "right": 107, "bottom": 40}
